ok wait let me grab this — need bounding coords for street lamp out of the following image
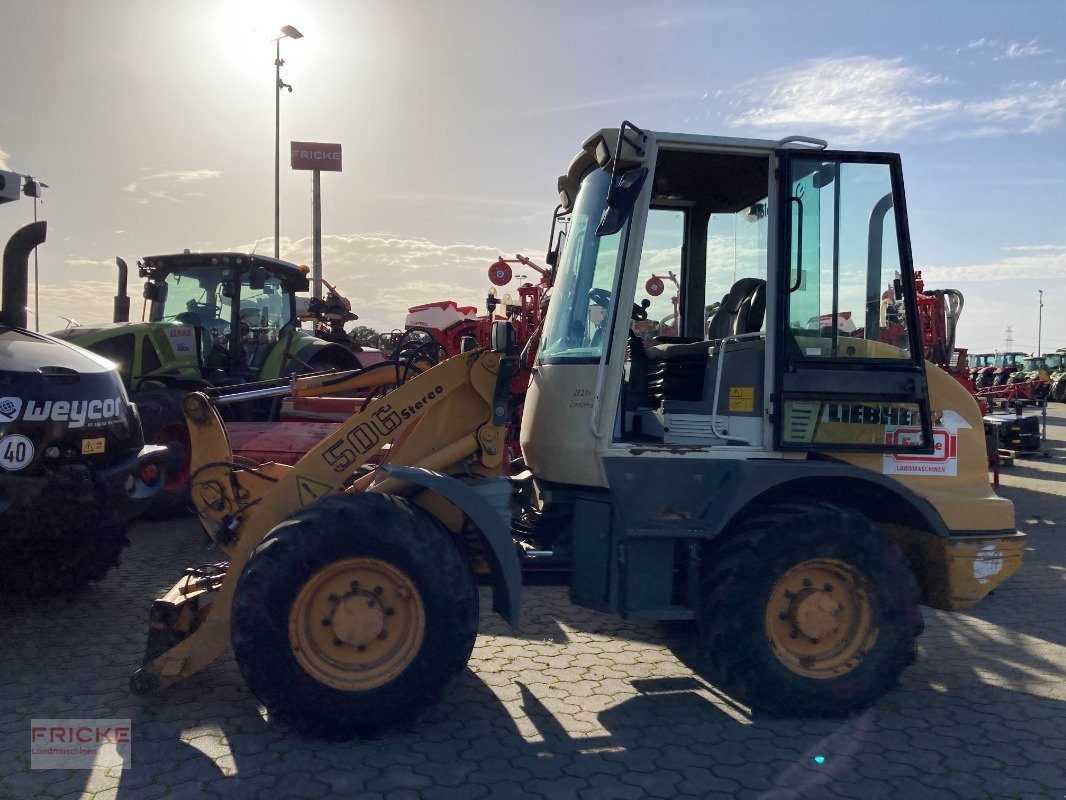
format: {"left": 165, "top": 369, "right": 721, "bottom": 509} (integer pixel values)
{"left": 273, "top": 24, "right": 303, "bottom": 259}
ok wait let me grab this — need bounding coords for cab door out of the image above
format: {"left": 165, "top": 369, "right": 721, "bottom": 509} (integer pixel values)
{"left": 773, "top": 151, "right": 933, "bottom": 453}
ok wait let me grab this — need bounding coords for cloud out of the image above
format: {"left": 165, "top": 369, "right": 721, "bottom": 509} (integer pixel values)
{"left": 967, "top": 37, "right": 1050, "bottom": 60}
{"left": 920, "top": 247, "right": 1066, "bottom": 283}
{"left": 1001, "top": 41, "right": 1050, "bottom": 60}
{"left": 725, "top": 56, "right": 1066, "bottom": 144}
{"left": 34, "top": 279, "right": 120, "bottom": 332}
{"left": 1003, "top": 244, "right": 1066, "bottom": 252}
{"left": 726, "top": 57, "right": 959, "bottom": 144}
{"left": 122, "top": 168, "right": 222, "bottom": 204}
{"left": 65, "top": 257, "right": 116, "bottom": 269}
{"left": 523, "top": 85, "right": 695, "bottom": 117}
{"left": 141, "top": 169, "right": 222, "bottom": 183}
{"left": 965, "top": 80, "right": 1066, "bottom": 133}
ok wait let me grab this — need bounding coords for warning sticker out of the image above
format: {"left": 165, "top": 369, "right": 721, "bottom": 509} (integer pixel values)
{"left": 883, "top": 427, "right": 957, "bottom": 477}
{"left": 81, "top": 437, "right": 106, "bottom": 455}
{"left": 296, "top": 475, "right": 333, "bottom": 506}
{"left": 728, "top": 386, "right": 755, "bottom": 413}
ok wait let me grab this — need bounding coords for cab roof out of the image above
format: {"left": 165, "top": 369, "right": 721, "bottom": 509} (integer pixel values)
{"left": 139, "top": 252, "right": 308, "bottom": 282}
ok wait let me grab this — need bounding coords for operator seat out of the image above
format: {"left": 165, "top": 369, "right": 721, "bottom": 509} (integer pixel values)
{"left": 646, "top": 277, "right": 766, "bottom": 363}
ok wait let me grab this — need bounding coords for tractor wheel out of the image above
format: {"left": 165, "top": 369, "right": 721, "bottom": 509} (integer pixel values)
{"left": 0, "top": 504, "right": 128, "bottom": 597}
{"left": 1052, "top": 378, "right": 1066, "bottom": 403}
{"left": 697, "top": 502, "right": 921, "bottom": 718}
{"left": 231, "top": 493, "right": 478, "bottom": 740}
{"left": 133, "top": 387, "right": 191, "bottom": 517}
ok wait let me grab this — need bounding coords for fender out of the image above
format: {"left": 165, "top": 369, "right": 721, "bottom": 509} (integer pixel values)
{"left": 288, "top": 334, "right": 361, "bottom": 371}
{"left": 380, "top": 463, "right": 521, "bottom": 630}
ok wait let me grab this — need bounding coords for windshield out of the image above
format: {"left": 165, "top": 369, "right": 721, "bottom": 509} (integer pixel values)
{"left": 538, "top": 169, "right": 623, "bottom": 364}
{"left": 154, "top": 266, "right": 295, "bottom": 333}
{"left": 1045, "top": 354, "right": 1063, "bottom": 370}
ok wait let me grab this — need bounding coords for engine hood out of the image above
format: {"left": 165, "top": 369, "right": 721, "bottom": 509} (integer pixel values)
{"left": 1, "top": 325, "right": 118, "bottom": 374}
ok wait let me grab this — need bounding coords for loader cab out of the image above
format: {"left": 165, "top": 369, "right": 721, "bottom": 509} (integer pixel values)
{"left": 524, "top": 124, "right": 933, "bottom": 486}
{"left": 142, "top": 253, "right": 308, "bottom": 380}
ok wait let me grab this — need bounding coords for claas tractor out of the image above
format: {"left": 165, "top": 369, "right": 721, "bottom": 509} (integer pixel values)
{"left": 52, "top": 252, "right": 383, "bottom": 511}
{"left": 1047, "top": 351, "right": 1066, "bottom": 402}
{"left": 131, "top": 123, "right": 1023, "bottom": 739}
{"left": 1007, "top": 354, "right": 1052, "bottom": 398}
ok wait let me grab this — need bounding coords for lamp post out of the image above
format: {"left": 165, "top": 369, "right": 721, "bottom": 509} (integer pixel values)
{"left": 1037, "top": 289, "right": 1043, "bottom": 356}
{"left": 273, "top": 24, "right": 303, "bottom": 259}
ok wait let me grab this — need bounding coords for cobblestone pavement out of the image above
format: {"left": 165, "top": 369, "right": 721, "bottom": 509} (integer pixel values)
{"left": 1, "top": 408, "right": 1064, "bottom": 800}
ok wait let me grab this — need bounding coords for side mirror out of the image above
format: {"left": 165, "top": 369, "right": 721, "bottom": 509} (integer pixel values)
{"left": 813, "top": 164, "right": 837, "bottom": 189}
{"left": 249, "top": 266, "right": 267, "bottom": 290}
{"left": 143, "top": 281, "right": 166, "bottom": 302}
{"left": 545, "top": 205, "right": 567, "bottom": 269}
{"left": 221, "top": 279, "right": 237, "bottom": 300}
{"left": 596, "top": 167, "right": 648, "bottom": 237}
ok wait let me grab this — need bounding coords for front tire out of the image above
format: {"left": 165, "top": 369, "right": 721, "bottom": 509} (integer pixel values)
{"left": 133, "top": 387, "right": 191, "bottom": 517}
{"left": 231, "top": 493, "right": 478, "bottom": 739}
{"left": 0, "top": 506, "right": 128, "bottom": 597}
{"left": 697, "top": 502, "right": 921, "bottom": 718}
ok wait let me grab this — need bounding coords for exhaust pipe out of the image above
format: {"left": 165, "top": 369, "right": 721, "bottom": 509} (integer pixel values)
{"left": 114, "top": 257, "right": 131, "bottom": 323}
{"left": 0, "top": 221, "right": 47, "bottom": 329}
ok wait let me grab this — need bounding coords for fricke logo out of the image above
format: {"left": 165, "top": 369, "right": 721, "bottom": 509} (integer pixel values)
{"left": 0, "top": 397, "right": 23, "bottom": 422}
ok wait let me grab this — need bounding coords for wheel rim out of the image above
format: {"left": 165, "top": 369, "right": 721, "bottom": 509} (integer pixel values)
{"left": 288, "top": 558, "right": 426, "bottom": 691}
{"left": 155, "top": 422, "right": 191, "bottom": 492}
{"left": 764, "top": 558, "right": 878, "bottom": 680}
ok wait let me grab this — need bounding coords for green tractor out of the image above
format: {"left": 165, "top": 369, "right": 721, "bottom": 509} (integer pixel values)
{"left": 1007, "top": 354, "right": 1052, "bottom": 400}
{"left": 51, "top": 251, "right": 380, "bottom": 511}
{"left": 1046, "top": 351, "right": 1066, "bottom": 402}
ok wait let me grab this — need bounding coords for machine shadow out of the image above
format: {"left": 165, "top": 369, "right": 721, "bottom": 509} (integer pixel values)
{"left": 101, "top": 655, "right": 1066, "bottom": 800}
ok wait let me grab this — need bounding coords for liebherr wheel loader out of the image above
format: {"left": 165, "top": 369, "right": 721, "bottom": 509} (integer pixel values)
{"left": 132, "top": 123, "right": 1023, "bottom": 739}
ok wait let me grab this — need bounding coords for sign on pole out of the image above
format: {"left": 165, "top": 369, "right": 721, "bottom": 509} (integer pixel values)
{"left": 291, "top": 141, "right": 342, "bottom": 299}
{"left": 291, "top": 142, "right": 342, "bottom": 172}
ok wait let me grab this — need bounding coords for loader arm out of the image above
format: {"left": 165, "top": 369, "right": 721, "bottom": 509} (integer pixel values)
{"left": 132, "top": 349, "right": 510, "bottom": 694}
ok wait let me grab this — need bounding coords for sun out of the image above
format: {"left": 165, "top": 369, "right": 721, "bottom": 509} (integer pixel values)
{"left": 214, "top": 0, "right": 313, "bottom": 83}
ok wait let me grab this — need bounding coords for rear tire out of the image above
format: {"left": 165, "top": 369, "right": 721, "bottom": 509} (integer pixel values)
{"left": 231, "top": 493, "right": 478, "bottom": 739}
{"left": 697, "top": 502, "right": 921, "bottom": 718}
{"left": 133, "top": 387, "right": 191, "bottom": 517}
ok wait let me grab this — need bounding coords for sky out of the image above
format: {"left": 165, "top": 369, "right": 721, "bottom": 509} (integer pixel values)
{"left": 0, "top": 0, "right": 1063, "bottom": 354}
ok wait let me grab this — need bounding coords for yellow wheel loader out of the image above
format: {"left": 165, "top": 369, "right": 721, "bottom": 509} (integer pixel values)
{"left": 132, "top": 123, "right": 1023, "bottom": 739}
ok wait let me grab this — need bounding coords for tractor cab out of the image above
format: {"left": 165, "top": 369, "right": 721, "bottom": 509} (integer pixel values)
{"left": 141, "top": 252, "right": 309, "bottom": 382}
{"left": 524, "top": 123, "right": 944, "bottom": 486}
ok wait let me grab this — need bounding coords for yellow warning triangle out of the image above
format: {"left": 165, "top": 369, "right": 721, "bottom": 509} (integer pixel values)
{"left": 296, "top": 475, "right": 333, "bottom": 506}
{"left": 730, "top": 387, "right": 742, "bottom": 399}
